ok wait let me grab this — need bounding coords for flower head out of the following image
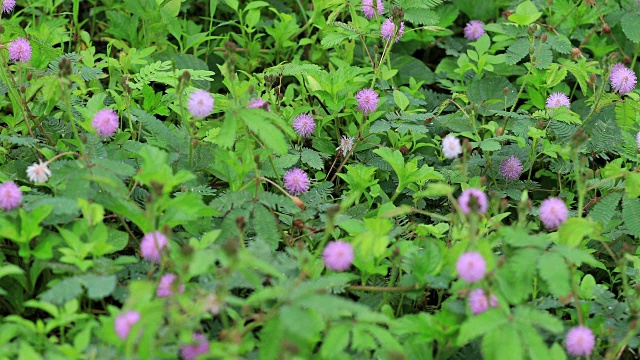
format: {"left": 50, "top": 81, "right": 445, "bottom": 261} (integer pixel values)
{"left": 546, "top": 92, "right": 571, "bottom": 109}
{"left": 8, "top": 38, "right": 32, "bottom": 63}
{"left": 92, "top": 109, "right": 119, "bottom": 137}
{"left": 27, "top": 161, "right": 51, "bottom": 184}
{"left": 283, "top": 168, "right": 310, "bottom": 195}
{"left": 187, "top": 90, "right": 214, "bottom": 118}
{"left": 323, "top": 241, "right": 354, "bottom": 271}
{"left": 336, "top": 135, "right": 356, "bottom": 156}
{"left": 180, "top": 333, "right": 210, "bottom": 360}
{"left": 140, "top": 231, "right": 169, "bottom": 263}
{"left": 247, "top": 98, "right": 270, "bottom": 111}
{"left": 361, "top": 0, "right": 383, "bottom": 19}
{"left": 0, "top": 181, "right": 21, "bottom": 211}
{"left": 468, "top": 288, "right": 498, "bottom": 315}
{"left": 456, "top": 252, "right": 487, "bottom": 283}
{"left": 381, "top": 18, "right": 404, "bottom": 42}
{"left": 442, "top": 134, "right": 462, "bottom": 159}
{"left": 292, "top": 113, "right": 316, "bottom": 138}
{"left": 464, "top": 21, "right": 485, "bottom": 41}
{"left": 356, "top": 88, "right": 379, "bottom": 114}
{"left": 205, "top": 294, "right": 222, "bottom": 315}
{"left": 500, "top": 156, "right": 523, "bottom": 181}
{"left": 611, "top": 63, "right": 626, "bottom": 77}
{"left": 458, "top": 188, "right": 489, "bottom": 214}
{"left": 2, "top": 0, "right": 16, "bottom": 13}
{"left": 539, "top": 197, "right": 568, "bottom": 230}
{"left": 115, "top": 310, "right": 140, "bottom": 340}
{"left": 610, "top": 66, "right": 637, "bottom": 95}
{"left": 157, "top": 273, "right": 185, "bottom": 298}
{"left": 565, "top": 326, "right": 595, "bottom": 357}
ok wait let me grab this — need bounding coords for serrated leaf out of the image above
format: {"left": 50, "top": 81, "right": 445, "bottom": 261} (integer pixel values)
{"left": 505, "top": 38, "right": 529, "bottom": 65}
{"left": 623, "top": 196, "right": 640, "bottom": 238}
{"left": 482, "top": 324, "right": 523, "bottom": 360}
{"left": 252, "top": 204, "right": 280, "bottom": 250}
{"left": 537, "top": 252, "right": 570, "bottom": 298}
{"left": 78, "top": 274, "right": 116, "bottom": 300}
{"left": 301, "top": 148, "right": 324, "bottom": 169}
{"left": 40, "top": 277, "right": 83, "bottom": 306}
{"left": 457, "top": 309, "right": 508, "bottom": 345}
{"left": 589, "top": 192, "right": 621, "bottom": 226}
{"left": 240, "top": 109, "right": 288, "bottom": 155}
{"left": 621, "top": 13, "right": 640, "bottom": 43}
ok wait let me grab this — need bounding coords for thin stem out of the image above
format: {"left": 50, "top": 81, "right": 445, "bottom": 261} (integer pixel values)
{"left": 347, "top": 284, "right": 421, "bottom": 292}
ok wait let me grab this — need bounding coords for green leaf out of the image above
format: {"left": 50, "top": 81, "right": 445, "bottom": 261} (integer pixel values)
{"left": 621, "top": 13, "right": 640, "bottom": 43}
{"left": 301, "top": 148, "right": 324, "bottom": 170}
{"left": 467, "top": 77, "right": 517, "bottom": 113}
{"left": 393, "top": 90, "right": 410, "bottom": 111}
{"left": 623, "top": 196, "right": 640, "bottom": 238}
{"left": 482, "top": 324, "right": 523, "bottom": 360}
{"left": 78, "top": 274, "right": 116, "bottom": 300}
{"left": 252, "top": 204, "right": 280, "bottom": 250}
{"left": 588, "top": 192, "right": 621, "bottom": 226}
{"left": 580, "top": 274, "right": 596, "bottom": 300}
{"left": 537, "top": 252, "right": 570, "bottom": 298}
{"left": 40, "top": 277, "right": 83, "bottom": 306}
{"left": 557, "top": 217, "right": 595, "bottom": 247}
{"left": 457, "top": 309, "right": 508, "bottom": 345}
{"left": 508, "top": 1, "right": 542, "bottom": 25}
{"left": 478, "top": 139, "right": 501, "bottom": 152}
{"left": 505, "top": 38, "right": 530, "bottom": 65}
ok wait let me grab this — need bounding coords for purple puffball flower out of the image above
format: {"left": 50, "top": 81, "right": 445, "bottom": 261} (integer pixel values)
{"left": 283, "top": 168, "right": 310, "bottom": 195}
{"left": 610, "top": 66, "right": 637, "bottom": 95}
{"left": 115, "top": 310, "right": 140, "bottom": 340}
{"left": 361, "top": 0, "right": 383, "bottom": 19}
{"left": 0, "top": 181, "right": 21, "bottom": 211}
{"left": 157, "top": 274, "right": 185, "bottom": 298}
{"left": 442, "top": 134, "right": 462, "bottom": 159}
{"left": 292, "top": 113, "right": 316, "bottom": 138}
{"left": 381, "top": 18, "right": 404, "bottom": 42}
{"left": 187, "top": 89, "right": 214, "bottom": 118}
{"left": 140, "top": 231, "right": 169, "bottom": 263}
{"left": 181, "top": 333, "right": 210, "bottom": 360}
{"left": 92, "top": 109, "right": 119, "bottom": 138}
{"left": 456, "top": 252, "right": 487, "bottom": 283}
{"left": 247, "top": 98, "right": 270, "bottom": 111}
{"left": 500, "top": 156, "right": 523, "bottom": 181}
{"left": 546, "top": 92, "right": 571, "bottom": 109}
{"left": 2, "top": 0, "right": 16, "bottom": 13}
{"left": 8, "top": 38, "right": 32, "bottom": 63}
{"left": 468, "top": 288, "right": 498, "bottom": 315}
{"left": 356, "top": 88, "right": 379, "bottom": 114}
{"left": 611, "top": 63, "right": 626, "bottom": 77}
{"left": 458, "top": 188, "right": 489, "bottom": 214}
{"left": 464, "top": 20, "right": 485, "bottom": 41}
{"left": 565, "top": 326, "right": 595, "bottom": 357}
{"left": 539, "top": 197, "right": 568, "bottom": 230}
{"left": 323, "top": 241, "right": 354, "bottom": 271}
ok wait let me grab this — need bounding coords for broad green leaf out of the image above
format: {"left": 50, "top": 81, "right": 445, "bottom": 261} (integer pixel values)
{"left": 537, "top": 252, "right": 571, "bottom": 298}
{"left": 457, "top": 309, "right": 508, "bottom": 345}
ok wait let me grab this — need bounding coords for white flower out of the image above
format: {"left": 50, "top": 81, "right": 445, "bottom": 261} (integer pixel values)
{"left": 26, "top": 161, "right": 51, "bottom": 184}
{"left": 205, "top": 294, "right": 222, "bottom": 315}
{"left": 336, "top": 135, "right": 355, "bottom": 155}
{"left": 636, "top": 130, "right": 640, "bottom": 150}
{"left": 442, "top": 134, "right": 462, "bottom": 159}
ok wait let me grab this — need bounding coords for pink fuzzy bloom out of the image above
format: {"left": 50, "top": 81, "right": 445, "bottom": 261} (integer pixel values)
{"left": 2, "top": 0, "right": 15, "bottom": 13}
{"left": 283, "top": 168, "right": 310, "bottom": 195}
{"left": 546, "top": 92, "right": 571, "bottom": 109}
{"left": 381, "top": 18, "right": 404, "bottom": 42}
{"left": 565, "top": 326, "right": 595, "bottom": 357}
{"left": 500, "top": 156, "right": 522, "bottom": 181}
{"left": 468, "top": 288, "right": 498, "bottom": 315}
{"left": 442, "top": 134, "right": 462, "bottom": 159}
{"left": 292, "top": 113, "right": 316, "bottom": 137}
{"left": 610, "top": 66, "right": 637, "bottom": 95}
{"left": 115, "top": 310, "right": 140, "bottom": 340}
{"left": 156, "top": 273, "right": 185, "bottom": 297}
{"left": 8, "top": 38, "right": 32, "bottom": 63}
{"left": 458, "top": 188, "right": 488, "bottom": 214}
{"left": 140, "top": 231, "right": 169, "bottom": 263}
{"left": 247, "top": 98, "right": 270, "bottom": 111}
{"left": 361, "top": 0, "right": 383, "bottom": 19}
{"left": 464, "top": 21, "right": 485, "bottom": 41}
{"left": 356, "top": 88, "right": 379, "bottom": 114}
{"left": 456, "top": 252, "right": 487, "bottom": 283}
{"left": 187, "top": 90, "right": 214, "bottom": 118}
{"left": 611, "top": 63, "right": 626, "bottom": 77}
{"left": 0, "top": 181, "right": 21, "bottom": 211}
{"left": 180, "top": 333, "right": 210, "bottom": 360}
{"left": 92, "top": 109, "right": 119, "bottom": 137}
{"left": 539, "top": 197, "right": 568, "bottom": 230}
{"left": 323, "top": 241, "right": 354, "bottom": 271}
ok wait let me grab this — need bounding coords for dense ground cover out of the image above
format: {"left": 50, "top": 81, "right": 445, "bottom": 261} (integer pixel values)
{"left": 2, "top": 0, "right": 640, "bottom": 358}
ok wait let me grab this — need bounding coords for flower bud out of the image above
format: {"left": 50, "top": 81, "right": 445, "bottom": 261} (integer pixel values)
{"left": 540, "top": 34, "right": 547, "bottom": 43}
{"left": 571, "top": 48, "right": 583, "bottom": 60}
{"left": 601, "top": 23, "right": 611, "bottom": 34}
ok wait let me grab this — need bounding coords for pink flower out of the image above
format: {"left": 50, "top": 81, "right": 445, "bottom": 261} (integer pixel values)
{"left": 464, "top": 21, "right": 485, "bottom": 41}
{"left": 8, "top": 38, "right": 32, "bottom": 63}
{"left": 381, "top": 18, "right": 404, "bottom": 42}
{"left": 26, "top": 161, "right": 51, "bottom": 184}
{"left": 92, "top": 109, "right": 119, "bottom": 137}
{"left": 361, "top": 0, "right": 383, "bottom": 19}
{"left": 115, "top": 310, "right": 140, "bottom": 340}
{"left": 156, "top": 273, "right": 185, "bottom": 297}
{"left": 140, "top": 231, "right": 169, "bottom": 263}
{"left": 180, "top": 333, "right": 210, "bottom": 360}
{"left": 565, "top": 326, "right": 595, "bottom": 357}
{"left": 187, "top": 90, "right": 214, "bottom": 118}
{"left": 323, "top": 241, "right": 354, "bottom": 271}
{"left": 468, "top": 288, "right": 498, "bottom": 314}
{"left": 539, "top": 197, "right": 568, "bottom": 230}
{"left": 356, "top": 88, "right": 379, "bottom": 114}
{"left": 458, "top": 188, "right": 488, "bottom": 214}
{"left": 247, "top": 98, "right": 270, "bottom": 111}
{"left": 500, "top": 156, "right": 522, "bottom": 181}
{"left": 292, "top": 113, "right": 316, "bottom": 138}
{"left": 283, "top": 168, "right": 310, "bottom": 195}
{"left": 442, "top": 134, "right": 462, "bottom": 159}
{"left": 2, "top": 0, "right": 16, "bottom": 13}
{"left": 546, "top": 92, "right": 571, "bottom": 109}
{"left": 611, "top": 63, "right": 626, "bottom": 77}
{"left": 0, "top": 181, "right": 21, "bottom": 210}
{"left": 610, "top": 66, "right": 637, "bottom": 95}
{"left": 456, "top": 252, "right": 486, "bottom": 283}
